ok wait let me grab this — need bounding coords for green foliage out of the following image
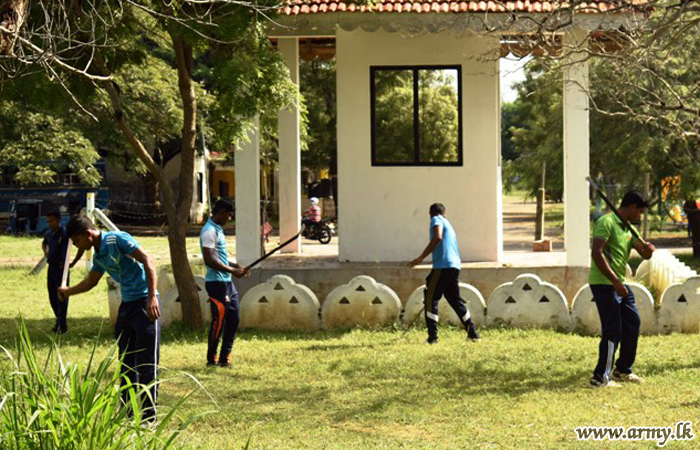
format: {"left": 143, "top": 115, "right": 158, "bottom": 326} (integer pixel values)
{"left": 505, "top": 63, "right": 563, "bottom": 198}
{"left": 373, "top": 68, "right": 460, "bottom": 163}
{"left": 0, "top": 320, "right": 204, "bottom": 449}
{"left": 504, "top": 56, "right": 700, "bottom": 201}
{"left": 0, "top": 102, "right": 101, "bottom": 186}
{"left": 501, "top": 101, "right": 522, "bottom": 161}
{"left": 417, "top": 69, "right": 460, "bottom": 162}
{"left": 0, "top": 3, "right": 298, "bottom": 185}
{"left": 300, "top": 59, "right": 336, "bottom": 170}
{"left": 205, "top": 24, "right": 298, "bottom": 156}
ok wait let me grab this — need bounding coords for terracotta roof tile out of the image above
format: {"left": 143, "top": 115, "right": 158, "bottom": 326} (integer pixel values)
{"left": 282, "top": 0, "right": 641, "bottom": 15}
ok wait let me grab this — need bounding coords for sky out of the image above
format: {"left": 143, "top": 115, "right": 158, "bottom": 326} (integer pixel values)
{"left": 500, "top": 56, "right": 530, "bottom": 104}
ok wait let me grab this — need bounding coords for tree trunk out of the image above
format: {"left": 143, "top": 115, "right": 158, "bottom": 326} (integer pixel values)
{"left": 93, "top": 46, "right": 203, "bottom": 329}
{"left": 169, "top": 32, "right": 202, "bottom": 329}
{"left": 167, "top": 224, "right": 201, "bottom": 320}
{"left": 0, "top": 0, "right": 28, "bottom": 56}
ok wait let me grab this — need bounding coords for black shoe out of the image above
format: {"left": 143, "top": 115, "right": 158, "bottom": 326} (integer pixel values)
{"left": 51, "top": 324, "right": 59, "bottom": 333}
{"left": 426, "top": 337, "right": 439, "bottom": 345}
{"left": 218, "top": 355, "right": 231, "bottom": 368}
{"left": 57, "top": 327, "right": 68, "bottom": 335}
{"left": 467, "top": 322, "right": 481, "bottom": 341}
{"left": 467, "top": 330, "right": 481, "bottom": 342}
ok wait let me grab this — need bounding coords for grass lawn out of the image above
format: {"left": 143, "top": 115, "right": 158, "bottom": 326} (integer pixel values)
{"left": 1, "top": 265, "right": 700, "bottom": 449}
{"left": 0, "top": 235, "right": 206, "bottom": 263}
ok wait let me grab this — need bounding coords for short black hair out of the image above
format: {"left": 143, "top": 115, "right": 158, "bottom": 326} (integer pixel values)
{"left": 212, "top": 199, "right": 234, "bottom": 215}
{"left": 620, "top": 190, "right": 650, "bottom": 209}
{"left": 66, "top": 215, "right": 95, "bottom": 238}
{"left": 429, "top": 203, "right": 446, "bottom": 216}
{"left": 46, "top": 210, "right": 61, "bottom": 220}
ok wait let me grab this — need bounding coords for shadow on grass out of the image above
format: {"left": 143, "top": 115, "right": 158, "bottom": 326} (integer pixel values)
{"left": 213, "top": 365, "right": 591, "bottom": 424}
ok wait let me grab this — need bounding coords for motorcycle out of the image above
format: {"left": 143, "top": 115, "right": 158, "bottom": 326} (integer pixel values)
{"left": 302, "top": 218, "right": 334, "bottom": 244}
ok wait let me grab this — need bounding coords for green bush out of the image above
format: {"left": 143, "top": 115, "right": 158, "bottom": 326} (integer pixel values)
{"left": 0, "top": 321, "right": 206, "bottom": 449}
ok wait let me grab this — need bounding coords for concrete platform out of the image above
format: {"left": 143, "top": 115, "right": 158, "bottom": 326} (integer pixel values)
{"left": 239, "top": 240, "right": 587, "bottom": 306}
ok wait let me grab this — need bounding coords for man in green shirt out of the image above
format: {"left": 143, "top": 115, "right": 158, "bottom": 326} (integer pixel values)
{"left": 589, "top": 190, "right": 655, "bottom": 388}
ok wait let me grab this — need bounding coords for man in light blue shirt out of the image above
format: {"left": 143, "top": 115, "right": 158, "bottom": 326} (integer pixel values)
{"left": 59, "top": 216, "right": 160, "bottom": 422}
{"left": 200, "top": 199, "right": 249, "bottom": 367}
{"left": 409, "top": 203, "right": 480, "bottom": 344}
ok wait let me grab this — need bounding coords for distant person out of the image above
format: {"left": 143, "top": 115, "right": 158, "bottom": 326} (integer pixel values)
{"left": 683, "top": 197, "right": 700, "bottom": 257}
{"left": 302, "top": 197, "right": 321, "bottom": 233}
{"left": 59, "top": 216, "right": 161, "bottom": 421}
{"left": 409, "top": 203, "right": 480, "bottom": 344}
{"left": 589, "top": 191, "right": 655, "bottom": 388}
{"left": 200, "top": 199, "right": 249, "bottom": 368}
{"left": 42, "top": 210, "right": 83, "bottom": 333}
{"left": 683, "top": 198, "right": 699, "bottom": 238}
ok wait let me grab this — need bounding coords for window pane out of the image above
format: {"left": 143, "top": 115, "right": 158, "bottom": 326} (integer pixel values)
{"left": 373, "top": 69, "right": 414, "bottom": 164}
{"left": 418, "top": 69, "right": 460, "bottom": 163}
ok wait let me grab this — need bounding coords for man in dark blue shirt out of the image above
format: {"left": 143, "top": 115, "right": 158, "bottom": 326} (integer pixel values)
{"left": 59, "top": 216, "right": 160, "bottom": 422}
{"left": 42, "top": 210, "right": 83, "bottom": 333}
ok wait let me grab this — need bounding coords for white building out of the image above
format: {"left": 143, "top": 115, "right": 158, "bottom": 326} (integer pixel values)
{"left": 234, "top": 0, "right": 642, "bottom": 269}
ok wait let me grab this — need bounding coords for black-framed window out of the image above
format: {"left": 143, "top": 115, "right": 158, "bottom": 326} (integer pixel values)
{"left": 371, "top": 65, "right": 463, "bottom": 166}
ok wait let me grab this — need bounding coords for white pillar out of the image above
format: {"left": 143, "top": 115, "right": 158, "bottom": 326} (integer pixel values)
{"left": 278, "top": 38, "right": 302, "bottom": 253}
{"left": 235, "top": 116, "right": 262, "bottom": 266}
{"left": 563, "top": 29, "right": 591, "bottom": 267}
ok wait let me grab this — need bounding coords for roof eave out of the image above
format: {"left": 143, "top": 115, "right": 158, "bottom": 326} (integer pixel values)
{"left": 267, "top": 11, "right": 645, "bottom": 37}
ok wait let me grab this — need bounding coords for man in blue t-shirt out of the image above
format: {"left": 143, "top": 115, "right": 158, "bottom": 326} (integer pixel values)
{"left": 59, "top": 216, "right": 160, "bottom": 421}
{"left": 200, "top": 199, "right": 249, "bottom": 367}
{"left": 409, "top": 203, "right": 480, "bottom": 344}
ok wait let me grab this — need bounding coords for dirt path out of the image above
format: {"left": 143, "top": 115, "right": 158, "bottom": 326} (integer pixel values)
{"left": 502, "top": 198, "right": 564, "bottom": 251}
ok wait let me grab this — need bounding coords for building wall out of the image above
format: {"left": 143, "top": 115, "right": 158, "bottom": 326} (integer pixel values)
{"left": 162, "top": 152, "right": 209, "bottom": 223}
{"left": 336, "top": 29, "right": 502, "bottom": 262}
{"left": 211, "top": 167, "right": 236, "bottom": 198}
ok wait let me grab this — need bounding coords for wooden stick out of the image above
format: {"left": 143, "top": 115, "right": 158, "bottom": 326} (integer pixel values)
{"left": 586, "top": 176, "right": 648, "bottom": 245}
{"left": 244, "top": 230, "right": 302, "bottom": 270}
{"left": 29, "top": 257, "right": 47, "bottom": 276}
{"left": 60, "top": 242, "right": 73, "bottom": 289}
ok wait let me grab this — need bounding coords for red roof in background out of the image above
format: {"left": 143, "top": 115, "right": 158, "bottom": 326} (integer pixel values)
{"left": 283, "top": 0, "right": 638, "bottom": 15}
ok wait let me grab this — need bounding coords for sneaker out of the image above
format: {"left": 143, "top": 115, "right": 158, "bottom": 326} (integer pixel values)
{"left": 589, "top": 377, "right": 621, "bottom": 388}
{"left": 426, "top": 337, "right": 439, "bottom": 345}
{"left": 206, "top": 356, "right": 218, "bottom": 367}
{"left": 467, "top": 328, "right": 481, "bottom": 342}
{"left": 612, "top": 369, "right": 644, "bottom": 383}
{"left": 466, "top": 321, "right": 481, "bottom": 342}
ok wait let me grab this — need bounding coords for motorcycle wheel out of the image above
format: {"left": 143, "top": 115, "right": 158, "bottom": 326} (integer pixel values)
{"left": 317, "top": 227, "right": 332, "bottom": 244}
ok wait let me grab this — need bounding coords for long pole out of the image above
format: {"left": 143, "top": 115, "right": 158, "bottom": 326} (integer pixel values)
{"left": 60, "top": 242, "right": 73, "bottom": 296}
{"left": 244, "top": 229, "right": 302, "bottom": 270}
{"left": 586, "top": 176, "right": 647, "bottom": 245}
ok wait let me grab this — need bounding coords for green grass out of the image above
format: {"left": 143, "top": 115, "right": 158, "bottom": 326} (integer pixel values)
{"left": 675, "top": 253, "right": 700, "bottom": 273}
{"left": 0, "top": 235, "right": 44, "bottom": 261}
{"left": 502, "top": 188, "right": 531, "bottom": 204}
{"left": 2, "top": 265, "right": 700, "bottom": 448}
{"left": 544, "top": 204, "right": 564, "bottom": 235}
{"left": 0, "top": 235, "right": 207, "bottom": 263}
